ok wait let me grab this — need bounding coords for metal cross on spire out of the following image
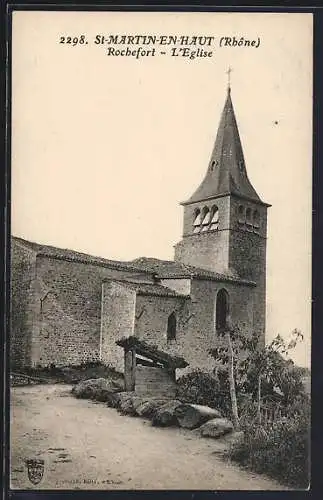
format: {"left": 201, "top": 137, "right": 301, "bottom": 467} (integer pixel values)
{"left": 226, "top": 66, "right": 233, "bottom": 92}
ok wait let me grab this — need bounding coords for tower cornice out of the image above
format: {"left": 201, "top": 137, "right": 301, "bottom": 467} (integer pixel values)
{"left": 180, "top": 191, "right": 271, "bottom": 208}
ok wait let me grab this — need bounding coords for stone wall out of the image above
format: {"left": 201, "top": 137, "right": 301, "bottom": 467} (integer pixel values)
{"left": 11, "top": 237, "right": 262, "bottom": 372}
{"left": 30, "top": 256, "right": 147, "bottom": 367}
{"left": 174, "top": 193, "right": 268, "bottom": 347}
{"left": 174, "top": 196, "right": 231, "bottom": 274}
{"left": 134, "top": 294, "right": 188, "bottom": 350}
{"left": 135, "top": 365, "right": 176, "bottom": 398}
{"left": 174, "top": 231, "right": 230, "bottom": 275}
{"left": 160, "top": 278, "right": 191, "bottom": 296}
{"left": 10, "top": 241, "right": 36, "bottom": 367}
{"left": 134, "top": 279, "right": 255, "bottom": 377}
{"left": 229, "top": 196, "right": 268, "bottom": 342}
{"left": 101, "top": 281, "right": 136, "bottom": 372}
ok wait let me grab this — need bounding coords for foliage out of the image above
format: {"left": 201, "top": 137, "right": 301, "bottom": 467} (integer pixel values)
{"left": 229, "top": 398, "right": 310, "bottom": 488}
{"left": 209, "top": 326, "right": 305, "bottom": 423}
{"left": 208, "top": 325, "right": 310, "bottom": 487}
{"left": 176, "top": 369, "right": 231, "bottom": 416}
{"left": 16, "top": 361, "right": 123, "bottom": 384}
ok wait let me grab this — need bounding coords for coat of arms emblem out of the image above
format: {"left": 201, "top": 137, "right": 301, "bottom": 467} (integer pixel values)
{"left": 25, "top": 458, "right": 45, "bottom": 485}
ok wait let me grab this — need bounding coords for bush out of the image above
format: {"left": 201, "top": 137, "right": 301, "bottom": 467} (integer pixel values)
{"left": 229, "top": 401, "right": 310, "bottom": 488}
{"left": 60, "top": 361, "right": 123, "bottom": 384}
{"left": 176, "top": 369, "right": 231, "bottom": 416}
{"left": 15, "top": 361, "right": 124, "bottom": 384}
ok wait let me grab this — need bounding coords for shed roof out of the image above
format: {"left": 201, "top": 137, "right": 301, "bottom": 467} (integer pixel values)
{"left": 116, "top": 336, "right": 189, "bottom": 369}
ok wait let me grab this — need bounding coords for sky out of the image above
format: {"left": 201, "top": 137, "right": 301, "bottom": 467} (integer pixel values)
{"left": 11, "top": 11, "right": 313, "bottom": 367}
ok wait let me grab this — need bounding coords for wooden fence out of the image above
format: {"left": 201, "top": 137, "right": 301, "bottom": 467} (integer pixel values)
{"left": 10, "top": 372, "right": 52, "bottom": 386}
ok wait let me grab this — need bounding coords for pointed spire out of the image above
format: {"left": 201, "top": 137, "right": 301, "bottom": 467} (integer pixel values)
{"left": 184, "top": 84, "right": 263, "bottom": 205}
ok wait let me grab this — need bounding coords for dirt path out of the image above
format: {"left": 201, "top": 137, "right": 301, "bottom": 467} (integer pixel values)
{"left": 10, "top": 384, "right": 286, "bottom": 490}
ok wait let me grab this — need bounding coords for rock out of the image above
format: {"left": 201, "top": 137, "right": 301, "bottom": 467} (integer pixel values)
{"left": 199, "top": 418, "right": 234, "bottom": 438}
{"left": 131, "top": 396, "right": 151, "bottom": 412}
{"left": 226, "top": 430, "right": 245, "bottom": 448}
{"left": 175, "top": 403, "right": 222, "bottom": 430}
{"left": 152, "top": 400, "right": 182, "bottom": 427}
{"left": 71, "top": 377, "right": 124, "bottom": 402}
{"left": 117, "top": 392, "right": 139, "bottom": 416}
{"left": 135, "top": 398, "right": 170, "bottom": 418}
{"left": 97, "top": 390, "right": 121, "bottom": 407}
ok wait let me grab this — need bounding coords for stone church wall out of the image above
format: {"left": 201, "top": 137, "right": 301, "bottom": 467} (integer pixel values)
{"left": 132, "top": 280, "right": 255, "bottom": 377}
{"left": 229, "top": 230, "right": 267, "bottom": 342}
{"left": 134, "top": 294, "right": 188, "bottom": 352}
{"left": 174, "top": 230, "right": 230, "bottom": 275}
{"left": 178, "top": 278, "right": 255, "bottom": 374}
{"left": 10, "top": 242, "right": 36, "bottom": 367}
{"left": 228, "top": 196, "right": 267, "bottom": 343}
{"left": 159, "top": 278, "right": 191, "bottom": 296}
{"left": 101, "top": 281, "right": 136, "bottom": 373}
{"left": 175, "top": 196, "right": 231, "bottom": 274}
{"left": 27, "top": 255, "right": 146, "bottom": 367}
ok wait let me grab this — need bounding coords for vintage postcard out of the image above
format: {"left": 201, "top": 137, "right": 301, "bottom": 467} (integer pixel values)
{"left": 9, "top": 10, "right": 312, "bottom": 491}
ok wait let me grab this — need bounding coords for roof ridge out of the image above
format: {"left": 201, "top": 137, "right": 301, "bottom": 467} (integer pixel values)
{"left": 12, "top": 236, "right": 152, "bottom": 274}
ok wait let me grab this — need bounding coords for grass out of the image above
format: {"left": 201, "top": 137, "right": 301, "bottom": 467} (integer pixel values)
{"left": 229, "top": 405, "right": 310, "bottom": 489}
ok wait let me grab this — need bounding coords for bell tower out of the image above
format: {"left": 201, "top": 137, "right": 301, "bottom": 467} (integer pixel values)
{"left": 174, "top": 82, "right": 271, "bottom": 334}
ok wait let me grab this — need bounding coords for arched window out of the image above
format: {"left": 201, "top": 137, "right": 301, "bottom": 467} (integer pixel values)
{"left": 201, "top": 207, "right": 210, "bottom": 232}
{"left": 238, "top": 205, "right": 245, "bottom": 224}
{"left": 216, "top": 289, "right": 229, "bottom": 332}
{"left": 193, "top": 209, "right": 201, "bottom": 233}
{"left": 210, "top": 205, "right": 219, "bottom": 230}
{"left": 167, "top": 312, "right": 177, "bottom": 342}
{"left": 246, "top": 207, "right": 252, "bottom": 226}
{"left": 253, "top": 210, "right": 260, "bottom": 230}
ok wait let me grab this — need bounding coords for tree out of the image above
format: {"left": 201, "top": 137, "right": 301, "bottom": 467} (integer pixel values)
{"left": 210, "top": 326, "right": 304, "bottom": 427}
{"left": 248, "top": 330, "right": 304, "bottom": 420}
{"left": 209, "top": 323, "right": 248, "bottom": 430}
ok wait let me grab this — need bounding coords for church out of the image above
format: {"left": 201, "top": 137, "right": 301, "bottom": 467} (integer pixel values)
{"left": 11, "top": 85, "right": 270, "bottom": 375}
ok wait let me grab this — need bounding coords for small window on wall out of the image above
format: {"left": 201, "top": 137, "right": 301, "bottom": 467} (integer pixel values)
{"left": 210, "top": 205, "right": 219, "bottom": 230}
{"left": 216, "top": 289, "right": 229, "bottom": 332}
{"left": 167, "top": 312, "right": 177, "bottom": 342}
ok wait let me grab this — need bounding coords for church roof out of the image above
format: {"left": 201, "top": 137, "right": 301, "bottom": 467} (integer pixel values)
{"left": 12, "top": 237, "right": 255, "bottom": 286}
{"left": 183, "top": 87, "right": 268, "bottom": 206}
{"left": 12, "top": 236, "right": 151, "bottom": 274}
{"left": 131, "top": 257, "right": 256, "bottom": 286}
